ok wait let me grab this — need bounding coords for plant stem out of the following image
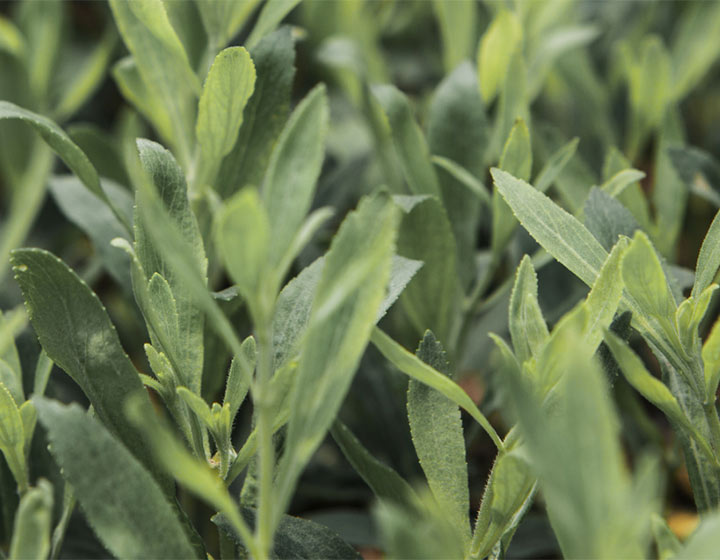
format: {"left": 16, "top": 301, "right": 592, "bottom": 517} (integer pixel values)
{"left": 254, "top": 317, "right": 276, "bottom": 559}
{"left": 704, "top": 402, "right": 720, "bottom": 456}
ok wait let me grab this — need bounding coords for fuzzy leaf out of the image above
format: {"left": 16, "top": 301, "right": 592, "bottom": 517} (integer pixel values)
{"left": 693, "top": 208, "right": 720, "bottom": 298}
{"left": 278, "top": 195, "right": 399, "bottom": 509}
{"left": 196, "top": 46, "right": 256, "bottom": 168}
{"left": 373, "top": 85, "right": 441, "bottom": 198}
{"left": 216, "top": 27, "right": 295, "bottom": 198}
{"left": 11, "top": 249, "right": 161, "bottom": 479}
{"left": 477, "top": 10, "right": 522, "bottom": 104}
{"left": 9, "top": 479, "right": 53, "bottom": 560}
{"left": 583, "top": 188, "right": 639, "bottom": 252}
{"left": 509, "top": 256, "right": 549, "bottom": 364}
{"left": 407, "top": 332, "right": 470, "bottom": 544}
{"left": 35, "top": 398, "right": 197, "bottom": 559}
{"left": 262, "top": 85, "right": 329, "bottom": 264}
{"left": 492, "top": 168, "right": 608, "bottom": 286}
{"left": 225, "top": 337, "right": 255, "bottom": 421}
{"left": 534, "top": 137, "right": 579, "bottom": 194}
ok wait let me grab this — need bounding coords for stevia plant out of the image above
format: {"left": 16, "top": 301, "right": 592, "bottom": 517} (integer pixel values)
{"left": 3, "top": 0, "right": 720, "bottom": 559}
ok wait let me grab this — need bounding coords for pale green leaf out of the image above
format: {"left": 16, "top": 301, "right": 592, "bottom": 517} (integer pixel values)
{"left": 225, "top": 337, "right": 255, "bottom": 421}
{"left": 651, "top": 514, "right": 681, "bottom": 560}
{"left": 430, "top": 156, "right": 490, "bottom": 207}
{"left": 196, "top": 47, "right": 256, "bottom": 171}
{"left": 34, "top": 397, "right": 197, "bottom": 559}
{"left": 372, "top": 85, "right": 441, "bottom": 198}
{"left": 492, "top": 168, "right": 608, "bottom": 286}
{"left": 177, "top": 387, "right": 213, "bottom": 428}
{"left": 477, "top": 10, "right": 523, "bottom": 104}
{"left": 407, "top": 331, "right": 470, "bottom": 545}
{"left": 196, "top": 0, "right": 261, "bottom": 48}
{"left": 702, "top": 317, "right": 720, "bottom": 403}
{"left": 215, "top": 187, "right": 270, "bottom": 316}
{"left": 371, "top": 327, "right": 503, "bottom": 451}
{"left": 246, "top": 0, "right": 301, "bottom": 48}
{"left": 433, "top": 0, "right": 476, "bottom": 72}
{"left": 277, "top": 194, "right": 399, "bottom": 512}
{"left": 9, "top": 479, "right": 53, "bottom": 560}
{"left": 534, "top": 137, "right": 579, "bottom": 194}
{"left": 509, "top": 256, "right": 549, "bottom": 364}
{"left": 262, "top": 84, "right": 329, "bottom": 264}
{"left": 676, "top": 512, "right": 720, "bottom": 559}
{"left": 216, "top": 27, "right": 295, "bottom": 198}
{"left": 622, "top": 232, "right": 677, "bottom": 321}
{"left": 693, "top": 208, "right": 720, "bottom": 298}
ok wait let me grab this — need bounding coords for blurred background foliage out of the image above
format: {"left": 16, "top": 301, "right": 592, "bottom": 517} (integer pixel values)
{"left": 2, "top": 0, "right": 720, "bottom": 557}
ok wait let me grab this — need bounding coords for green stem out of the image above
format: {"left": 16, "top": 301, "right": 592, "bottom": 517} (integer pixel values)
{"left": 704, "top": 402, "right": 720, "bottom": 457}
{"left": 254, "top": 318, "right": 276, "bottom": 559}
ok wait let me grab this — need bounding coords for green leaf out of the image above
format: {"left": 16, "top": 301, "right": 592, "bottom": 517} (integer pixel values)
{"left": 372, "top": 85, "right": 441, "bottom": 198}
{"left": 215, "top": 187, "right": 270, "bottom": 317}
{"left": 432, "top": 0, "right": 476, "bottom": 72}
{"left": 583, "top": 238, "right": 629, "bottom": 351}
{"left": 0, "top": 382, "right": 25, "bottom": 490}
{"left": 109, "top": 0, "right": 199, "bottom": 166}
{"left": 177, "top": 386, "right": 213, "bottom": 428}
{"left": 48, "top": 175, "right": 133, "bottom": 288}
{"left": 53, "top": 27, "right": 117, "bottom": 121}
{"left": 0, "top": 101, "right": 106, "bottom": 202}
{"left": 10, "top": 249, "right": 161, "bottom": 480}
{"left": 9, "top": 479, "right": 53, "bottom": 560}
{"left": 603, "top": 330, "right": 715, "bottom": 462}
{"left": 135, "top": 139, "right": 207, "bottom": 393}
{"left": 216, "top": 27, "right": 295, "bottom": 198}
{"left": 225, "top": 337, "right": 255, "bottom": 422}
{"left": 262, "top": 84, "right": 329, "bottom": 265}
{"left": 272, "top": 254, "right": 421, "bottom": 370}
{"left": 397, "top": 197, "right": 459, "bottom": 343}
{"left": 493, "top": 119, "right": 532, "bottom": 255}
{"left": 583, "top": 187, "right": 639, "bottom": 252}
{"left": 407, "top": 332, "right": 470, "bottom": 545}
{"left": 622, "top": 231, "right": 677, "bottom": 321}
{"left": 430, "top": 156, "right": 490, "bottom": 207}
{"left": 246, "top": 0, "right": 302, "bottom": 48}
{"left": 651, "top": 514, "right": 682, "bottom": 560}
{"left": 330, "top": 420, "right": 416, "bottom": 507}
{"left": 676, "top": 512, "right": 720, "bottom": 559}
{"left": 702, "top": 317, "right": 720, "bottom": 403}
{"left": 471, "top": 446, "right": 536, "bottom": 559}
{"left": 505, "top": 330, "right": 659, "bottom": 559}
{"left": 428, "top": 62, "right": 489, "bottom": 289}
{"left": 492, "top": 168, "right": 607, "bottom": 286}
{"left": 534, "top": 137, "right": 579, "bottom": 194}
{"left": 477, "top": 10, "right": 523, "bottom": 104}
{"left": 693, "top": 208, "right": 720, "bottom": 298}
{"left": 196, "top": 46, "right": 256, "bottom": 179}
{"left": 277, "top": 194, "right": 399, "bottom": 510}
{"left": 34, "top": 398, "right": 198, "bottom": 559}
{"left": 215, "top": 507, "right": 361, "bottom": 559}
{"left": 509, "top": 256, "right": 549, "bottom": 364}
{"left": 196, "top": 0, "right": 261, "bottom": 48}
{"left": 371, "top": 327, "right": 503, "bottom": 451}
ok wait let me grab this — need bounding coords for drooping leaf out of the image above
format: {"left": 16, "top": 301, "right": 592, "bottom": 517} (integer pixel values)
{"left": 34, "top": 398, "right": 198, "bottom": 559}
{"left": 407, "top": 332, "right": 470, "bottom": 545}
{"left": 371, "top": 327, "right": 503, "bottom": 451}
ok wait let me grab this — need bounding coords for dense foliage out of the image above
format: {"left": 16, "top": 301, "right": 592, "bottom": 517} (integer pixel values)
{"left": 2, "top": 1, "right": 720, "bottom": 558}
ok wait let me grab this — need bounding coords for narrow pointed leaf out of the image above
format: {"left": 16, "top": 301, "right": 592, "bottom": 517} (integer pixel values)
{"left": 509, "top": 256, "right": 549, "bottom": 364}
